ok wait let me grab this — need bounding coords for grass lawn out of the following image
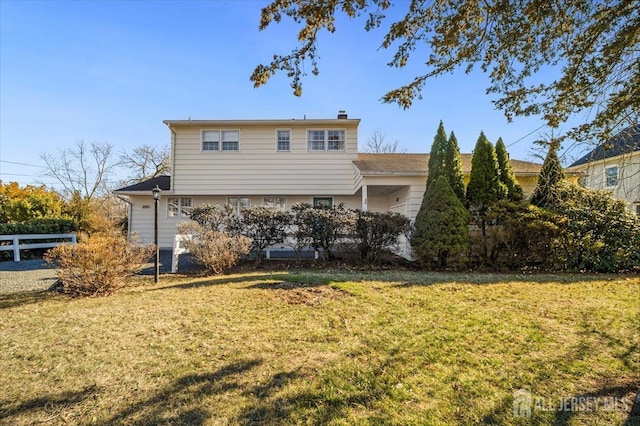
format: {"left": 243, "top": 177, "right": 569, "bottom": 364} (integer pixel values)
{"left": 1, "top": 269, "right": 638, "bottom": 425}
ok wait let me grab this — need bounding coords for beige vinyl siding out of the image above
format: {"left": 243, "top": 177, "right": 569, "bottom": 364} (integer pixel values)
{"left": 567, "top": 151, "right": 640, "bottom": 212}
{"left": 171, "top": 123, "right": 359, "bottom": 195}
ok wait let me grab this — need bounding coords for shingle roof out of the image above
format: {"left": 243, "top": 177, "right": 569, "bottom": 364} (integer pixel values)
{"left": 354, "top": 153, "right": 542, "bottom": 175}
{"left": 569, "top": 125, "right": 640, "bottom": 167}
{"left": 114, "top": 175, "right": 171, "bottom": 192}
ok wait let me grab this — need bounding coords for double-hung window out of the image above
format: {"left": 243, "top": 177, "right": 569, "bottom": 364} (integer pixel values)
{"left": 605, "top": 166, "right": 618, "bottom": 187}
{"left": 168, "top": 197, "right": 192, "bottom": 218}
{"left": 307, "top": 129, "right": 345, "bottom": 151}
{"left": 202, "top": 130, "right": 239, "bottom": 152}
{"left": 202, "top": 131, "right": 219, "bottom": 151}
{"left": 276, "top": 130, "right": 291, "bottom": 152}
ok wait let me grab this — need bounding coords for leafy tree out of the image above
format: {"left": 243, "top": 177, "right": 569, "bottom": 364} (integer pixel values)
{"left": 0, "top": 181, "right": 64, "bottom": 223}
{"left": 495, "top": 138, "right": 524, "bottom": 202}
{"left": 426, "top": 121, "right": 448, "bottom": 189}
{"left": 412, "top": 176, "right": 469, "bottom": 268}
{"left": 252, "top": 0, "right": 638, "bottom": 142}
{"left": 531, "top": 139, "right": 566, "bottom": 208}
{"left": 443, "top": 131, "right": 466, "bottom": 202}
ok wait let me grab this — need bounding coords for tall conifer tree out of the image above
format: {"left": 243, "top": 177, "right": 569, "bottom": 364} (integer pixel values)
{"left": 495, "top": 137, "right": 524, "bottom": 201}
{"left": 412, "top": 176, "right": 469, "bottom": 268}
{"left": 466, "top": 132, "right": 507, "bottom": 239}
{"left": 531, "top": 139, "right": 566, "bottom": 208}
{"left": 444, "top": 131, "right": 466, "bottom": 202}
{"left": 426, "top": 121, "right": 448, "bottom": 189}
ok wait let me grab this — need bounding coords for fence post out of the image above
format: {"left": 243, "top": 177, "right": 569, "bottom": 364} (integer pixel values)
{"left": 13, "top": 236, "right": 20, "bottom": 262}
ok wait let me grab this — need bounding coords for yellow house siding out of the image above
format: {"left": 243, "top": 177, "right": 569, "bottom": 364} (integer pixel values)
{"left": 170, "top": 122, "right": 359, "bottom": 195}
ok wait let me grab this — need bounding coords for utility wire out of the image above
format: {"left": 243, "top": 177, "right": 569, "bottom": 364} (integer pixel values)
{"left": 507, "top": 124, "right": 546, "bottom": 148}
{"left": 0, "top": 160, "right": 44, "bottom": 168}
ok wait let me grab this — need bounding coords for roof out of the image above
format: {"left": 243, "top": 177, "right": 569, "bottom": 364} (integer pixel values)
{"left": 164, "top": 118, "right": 360, "bottom": 127}
{"left": 353, "top": 153, "right": 542, "bottom": 175}
{"left": 114, "top": 175, "right": 171, "bottom": 193}
{"left": 569, "top": 125, "right": 640, "bottom": 167}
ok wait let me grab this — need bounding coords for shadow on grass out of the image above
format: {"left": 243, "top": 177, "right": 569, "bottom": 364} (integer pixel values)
{"left": 0, "top": 384, "right": 99, "bottom": 421}
{"left": 0, "top": 289, "right": 59, "bottom": 309}
{"left": 148, "top": 272, "right": 293, "bottom": 292}
{"left": 106, "top": 358, "right": 263, "bottom": 425}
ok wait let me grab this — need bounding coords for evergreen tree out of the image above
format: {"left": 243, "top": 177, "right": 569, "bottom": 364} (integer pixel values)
{"left": 531, "top": 139, "right": 566, "bottom": 208}
{"left": 412, "top": 176, "right": 469, "bottom": 268}
{"left": 495, "top": 137, "right": 524, "bottom": 201}
{"left": 443, "top": 131, "right": 466, "bottom": 202}
{"left": 466, "top": 132, "right": 507, "bottom": 210}
{"left": 466, "top": 132, "right": 507, "bottom": 242}
{"left": 426, "top": 121, "right": 448, "bottom": 189}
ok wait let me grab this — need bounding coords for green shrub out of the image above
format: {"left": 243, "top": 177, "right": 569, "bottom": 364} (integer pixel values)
{"left": 240, "top": 207, "right": 290, "bottom": 264}
{"left": 351, "top": 210, "right": 411, "bottom": 265}
{"left": 549, "top": 182, "right": 640, "bottom": 272}
{"left": 44, "top": 232, "right": 153, "bottom": 297}
{"left": 0, "top": 218, "right": 77, "bottom": 235}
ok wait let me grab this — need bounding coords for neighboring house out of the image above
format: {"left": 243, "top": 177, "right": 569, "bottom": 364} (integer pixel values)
{"left": 566, "top": 125, "right": 640, "bottom": 215}
{"left": 115, "top": 113, "right": 544, "bottom": 249}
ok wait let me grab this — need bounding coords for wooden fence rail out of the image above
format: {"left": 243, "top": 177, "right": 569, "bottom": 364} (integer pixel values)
{"left": 0, "top": 234, "right": 77, "bottom": 262}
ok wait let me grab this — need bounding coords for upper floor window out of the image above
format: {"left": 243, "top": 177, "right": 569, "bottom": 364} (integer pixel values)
{"left": 202, "top": 130, "right": 239, "bottom": 152}
{"left": 263, "top": 196, "right": 286, "bottom": 211}
{"left": 307, "top": 129, "right": 345, "bottom": 151}
{"left": 168, "top": 197, "right": 192, "bottom": 218}
{"left": 276, "top": 130, "right": 290, "bottom": 152}
{"left": 605, "top": 166, "right": 618, "bottom": 187}
{"left": 636, "top": 204, "right": 640, "bottom": 216}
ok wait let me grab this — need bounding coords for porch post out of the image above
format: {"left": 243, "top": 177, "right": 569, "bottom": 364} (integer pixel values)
{"left": 362, "top": 184, "right": 368, "bottom": 211}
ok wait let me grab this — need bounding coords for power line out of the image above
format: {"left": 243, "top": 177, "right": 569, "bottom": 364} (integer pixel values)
{"left": 507, "top": 124, "right": 546, "bottom": 148}
{"left": 0, "top": 172, "right": 36, "bottom": 177}
{"left": 0, "top": 160, "right": 44, "bottom": 168}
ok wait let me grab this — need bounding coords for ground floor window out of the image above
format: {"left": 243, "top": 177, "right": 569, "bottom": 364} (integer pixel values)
{"left": 167, "top": 197, "right": 192, "bottom": 218}
{"left": 263, "top": 196, "right": 286, "bottom": 210}
{"left": 228, "top": 196, "right": 250, "bottom": 215}
{"left": 313, "top": 197, "right": 333, "bottom": 208}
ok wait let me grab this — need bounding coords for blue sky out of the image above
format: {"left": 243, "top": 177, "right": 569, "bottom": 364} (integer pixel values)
{"left": 1, "top": 0, "right": 582, "bottom": 188}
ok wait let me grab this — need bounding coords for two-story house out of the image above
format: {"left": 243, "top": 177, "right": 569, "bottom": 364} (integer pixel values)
{"left": 115, "top": 113, "right": 544, "bottom": 249}
{"left": 566, "top": 125, "right": 640, "bottom": 215}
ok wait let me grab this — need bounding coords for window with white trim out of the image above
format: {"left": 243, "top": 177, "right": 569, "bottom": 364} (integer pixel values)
{"left": 167, "top": 197, "right": 192, "bottom": 218}
{"left": 307, "top": 129, "right": 345, "bottom": 151}
{"left": 263, "top": 196, "right": 286, "bottom": 211}
{"left": 202, "top": 130, "right": 239, "bottom": 152}
{"left": 227, "top": 196, "right": 250, "bottom": 215}
{"left": 605, "top": 166, "right": 618, "bottom": 187}
{"left": 202, "top": 131, "right": 219, "bottom": 151}
{"left": 635, "top": 204, "right": 640, "bottom": 216}
{"left": 276, "top": 130, "right": 290, "bottom": 152}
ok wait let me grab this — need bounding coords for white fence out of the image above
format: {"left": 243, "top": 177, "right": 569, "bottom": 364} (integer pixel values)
{"left": 0, "top": 234, "right": 77, "bottom": 262}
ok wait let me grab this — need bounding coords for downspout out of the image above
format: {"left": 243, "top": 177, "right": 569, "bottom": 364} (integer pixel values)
{"left": 116, "top": 194, "right": 133, "bottom": 239}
